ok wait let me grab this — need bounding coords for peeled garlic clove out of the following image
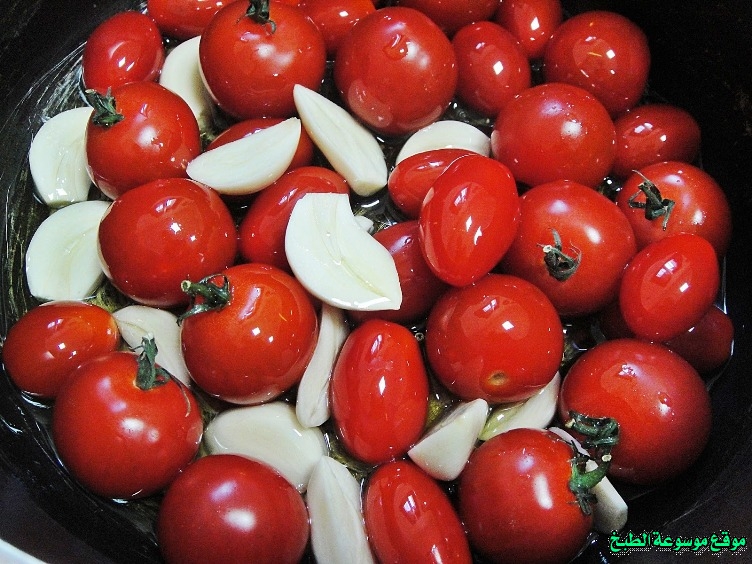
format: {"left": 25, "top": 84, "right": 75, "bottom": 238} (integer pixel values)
{"left": 395, "top": 120, "right": 491, "bottom": 164}
{"left": 25, "top": 200, "right": 109, "bottom": 301}
{"left": 112, "top": 305, "right": 189, "bottom": 386}
{"left": 408, "top": 398, "right": 488, "bottom": 481}
{"left": 186, "top": 117, "right": 301, "bottom": 195}
{"left": 204, "top": 401, "right": 326, "bottom": 493}
{"left": 28, "top": 107, "right": 93, "bottom": 207}
{"left": 479, "top": 372, "right": 561, "bottom": 441}
{"left": 295, "top": 303, "right": 350, "bottom": 428}
{"left": 159, "top": 36, "right": 213, "bottom": 131}
{"left": 307, "top": 456, "right": 375, "bottom": 564}
{"left": 293, "top": 84, "right": 387, "bottom": 197}
{"left": 285, "top": 192, "right": 402, "bottom": 311}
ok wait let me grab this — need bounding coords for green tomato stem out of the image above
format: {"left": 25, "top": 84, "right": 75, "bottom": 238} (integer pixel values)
{"left": 84, "top": 88, "right": 124, "bottom": 127}
{"left": 627, "top": 170, "right": 676, "bottom": 229}
{"left": 178, "top": 274, "right": 231, "bottom": 322}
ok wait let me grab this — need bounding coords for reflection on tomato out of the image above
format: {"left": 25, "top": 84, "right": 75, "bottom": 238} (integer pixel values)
{"left": 493, "top": 0, "right": 563, "bottom": 60}
{"left": 147, "top": 0, "right": 228, "bottom": 40}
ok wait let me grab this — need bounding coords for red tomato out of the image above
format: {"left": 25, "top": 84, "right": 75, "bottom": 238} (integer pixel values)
{"left": 2, "top": 301, "right": 119, "bottom": 399}
{"left": 451, "top": 21, "right": 531, "bottom": 119}
{"left": 298, "top": 0, "right": 376, "bottom": 56}
{"left": 491, "top": 82, "right": 616, "bottom": 188}
{"left": 157, "top": 454, "right": 309, "bottom": 564}
{"left": 199, "top": 0, "right": 327, "bottom": 120}
{"left": 396, "top": 0, "right": 499, "bottom": 36}
{"left": 419, "top": 154, "right": 520, "bottom": 287}
{"left": 180, "top": 263, "right": 318, "bottom": 405}
{"left": 615, "top": 161, "right": 733, "bottom": 258}
{"left": 665, "top": 305, "right": 734, "bottom": 374}
{"left": 330, "top": 319, "right": 429, "bottom": 465}
{"left": 51, "top": 340, "right": 203, "bottom": 499}
{"left": 81, "top": 11, "right": 165, "bottom": 94}
{"left": 364, "top": 460, "right": 472, "bottom": 564}
{"left": 558, "top": 338, "right": 712, "bottom": 485}
{"left": 458, "top": 428, "right": 593, "bottom": 563}
{"left": 619, "top": 233, "right": 720, "bottom": 342}
{"left": 543, "top": 10, "right": 651, "bottom": 116}
{"left": 611, "top": 103, "right": 702, "bottom": 179}
{"left": 493, "top": 0, "right": 563, "bottom": 60}
{"left": 333, "top": 6, "right": 457, "bottom": 137}
{"left": 425, "top": 273, "right": 564, "bottom": 403}
{"left": 98, "top": 178, "right": 238, "bottom": 308}
{"left": 147, "top": 0, "right": 229, "bottom": 40}
{"left": 85, "top": 82, "right": 202, "bottom": 199}
{"left": 499, "top": 180, "right": 637, "bottom": 317}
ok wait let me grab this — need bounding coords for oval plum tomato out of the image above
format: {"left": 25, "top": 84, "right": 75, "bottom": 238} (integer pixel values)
{"left": 493, "top": 0, "right": 563, "bottom": 60}
{"left": 396, "top": 0, "right": 499, "bottom": 37}
{"left": 611, "top": 103, "right": 701, "bottom": 179}
{"left": 451, "top": 21, "right": 531, "bottom": 119}
{"left": 98, "top": 178, "right": 238, "bottom": 308}
{"left": 499, "top": 180, "right": 637, "bottom": 317}
{"left": 364, "top": 460, "right": 472, "bottom": 564}
{"left": 619, "top": 233, "right": 720, "bottom": 342}
{"left": 85, "top": 82, "right": 201, "bottom": 200}
{"left": 2, "top": 301, "right": 119, "bottom": 399}
{"left": 297, "top": 0, "right": 376, "bottom": 56}
{"left": 665, "top": 305, "right": 734, "bottom": 375}
{"left": 419, "top": 154, "right": 520, "bottom": 287}
{"left": 559, "top": 338, "right": 712, "bottom": 485}
{"left": 425, "top": 273, "right": 564, "bottom": 404}
{"left": 199, "top": 0, "right": 327, "bottom": 120}
{"left": 330, "top": 319, "right": 429, "bottom": 465}
{"left": 333, "top": 6, "right": 457, "bottom": 137}
{"left": 615, "top": 161, "right": 733, "bottom": 258}
{"left": 491, "top": 82, "right": 616, "bottom": 188}
{"left": 51, "top": 338, "right": 203, "bottom": 499}
{"left": 81, "top": 11, "right": 165, "bottom": 94}
{"left": 147, "top": 0, "right": 229, "bottom": 40}
{"left": 157, "top": 454, "right": 310, "bottom": 564}
{"left": 179, "top": 263, "right": 318, "bottom": 405}
{"left": 544, "top": 10, "right": 650, "bottom": 116}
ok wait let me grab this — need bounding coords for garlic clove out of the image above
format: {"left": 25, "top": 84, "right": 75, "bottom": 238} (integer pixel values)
{"left": 159, "top": 36, "right": 213, "bottom": 132}
{"left": 394, "top": 120, "right": 491, "bottom": 164}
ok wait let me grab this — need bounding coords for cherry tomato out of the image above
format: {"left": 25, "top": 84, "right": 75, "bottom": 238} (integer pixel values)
{"left": 85, "top": 82, "right": 202, "bottom": 200}
{"left": 333, "top": 6, "right": 457, "bottom": 137}
{"left": 396, "top": 0, "right": 499, "bottom": 37}
{"left": 425, "top": 273, "right": 564, "bottom": 404}
{"left": 147, "top": 0, "right": 229, "bottom": 40}
{"left": 419, "top": 154, "right": 520, "bottom": 287}
{"left": 2, "top": 301, "right": 119, "bottom": 399}
{"left": 180, "top": 263, "right": 318, "bottom": 405}
{"left": 330, "top": 319, "right": 429, "bottom": 465}
{"left": 81, "top": 11, "right": 165, "bottom": 94}
{"left": 493, "top": 0, "right": 563, "bottom": 60}
{"left": 491, "top": 82, "right": 616, "bottom": 188}
{"left": 559, "top": 338, "right": 712, "bottom": 485}
{"left": 199, "top": 0, "right": 327, "bottom": 120}
{"left": 665, "top": 305, "right": 734, "bottom": 374}
{"left": 98, "top": 178, "right": 238, "bottom": 308}
{"left": 297, "top": 0, "right": 376, "bottom": 56}
{"left": 157, "top": 454, "right": 310, "bottom": 564}
{"left": 364, "top": 460, "right": 472, "bottom": 564}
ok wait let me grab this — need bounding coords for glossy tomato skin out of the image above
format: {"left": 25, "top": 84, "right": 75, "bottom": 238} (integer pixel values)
{"left": 157, "top": 454, "right": 310, "bottom": 564}
{"left": 52, "top": 351, "right": 203, "bottom": 499}
{"left": 199, "top": 0, "right": 327, "bottom": 120}
{"left": 665, "top": 305, "right": 734, "bottom": 374}
{"left": 98, "top": 178, "right": 238, "bottom": 308}
{"left": 491, "top": 82, "right": 616, "bottom": 188}
{"left": 298, "top": 0, "right": 376, "bottom": 56}
{"left": 180, "top": 263, "right": 318, "bottom": 405}
{"left": 396, "top": 0, "right": 499, "bottom": 37}
{"left": 365, "top": 460, "right": 472, "bottom": 564}
{"left": 425, "top": 273, "right": 564, "bottom": 404}
{"left": 493, "top": 0, "right": 563, "bottom": 60}
{"left": 330, "top": 319, "right": 429, "bottom": 465}
{"left": 147, "top": 0, "right": 228, "bottom": 40}
{"left": 82, "top": 11, "right": 165, "bottom": 94}
{"left": 419, "top": 154, "right": 520, "bottom": 287}
{"left": 458, "top": 428, "right": 592, "bottom": 564}
{"left": 333, "top": 6, "right": 457, "bottom": 137}
{"left": 558, "top": 338, "right": 712, "bottom": 485}
{"left": 2, "top": 301, "right": 119, "bottom": 399}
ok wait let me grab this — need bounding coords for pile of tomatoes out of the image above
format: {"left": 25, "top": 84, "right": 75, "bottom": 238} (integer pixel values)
{"left": 1, "top": 0, "right": 736, "bottom": 562}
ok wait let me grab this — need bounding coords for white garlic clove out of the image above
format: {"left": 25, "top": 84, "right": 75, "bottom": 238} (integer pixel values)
{"left": 394, "top": 120, "right": 491, "bottom": 164}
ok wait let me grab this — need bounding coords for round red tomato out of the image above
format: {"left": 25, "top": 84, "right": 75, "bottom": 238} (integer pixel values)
{"left": 298, "top": 0, "right": 376, "bottom": 56}
{"left": 558, "top": 338, "right": 712, "bottom": 485}
{"left": 491, "top": 82, "right": 616, "bottom": 188}
{"left": 425, "top": 273, "right": 563, "bottom": 404}
{"left": 665, "top": 305, "right": 734, "bottom": 375}
{"left": 180, "top": 263, "right": 318, "bottom": 405}
{"left": 330, "top": 319, "right": 429, "bottom": 465}
{"left": 157, "top": 454, "right": 309, "bottom": 564}
{"left": 199, "top": 0, "right": 327, "bottom": 120}
{"left": 147, "top": 0, "right": 229, "bottom": 40}
{"left": 98, "top": 178, "right": 238, "bottom": 308}
{"left": 365, "top": 460, "right": 472, "bottom": 564}
{"left": 333, "top": 6, "right": 457, "bottom": 137}
{"left": 396, "top": 0, "right": 499, "bottom": 36}
{"left": 493, "top": 0, "right": 563, "bottom": 60}
{"left": 2, "top": 301, "right": 120, "bottom": 399}
{"left": 419, "top": 154, "right": 520, "bottom": 287}
{"left": 543, "top": 10, "right": 651, "bottom": 116}
{"left": 82, "top": 11, "right": 165, "bottom": 94}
